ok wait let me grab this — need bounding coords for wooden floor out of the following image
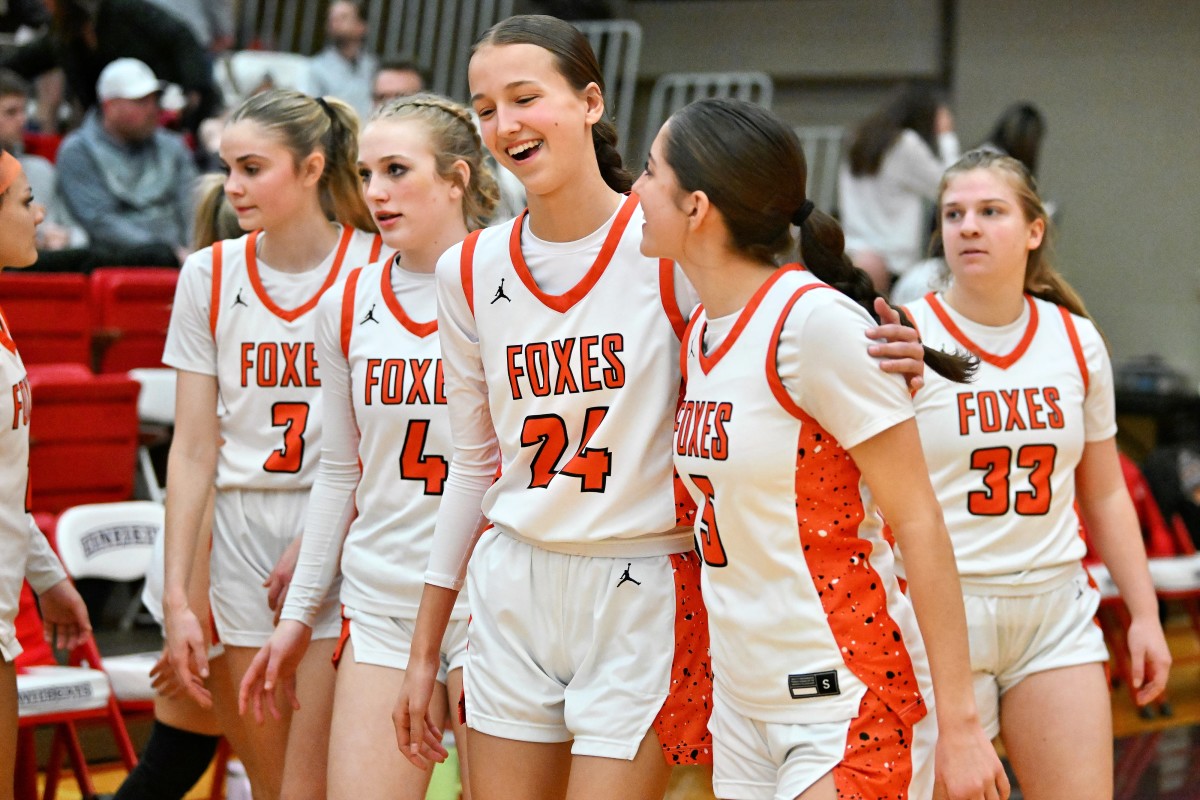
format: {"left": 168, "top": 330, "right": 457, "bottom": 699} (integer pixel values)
{"left": 38, "top": 615, "right": 1200, "bottom": 800}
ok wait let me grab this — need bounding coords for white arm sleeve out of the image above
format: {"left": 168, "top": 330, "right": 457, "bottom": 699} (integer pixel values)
{"left": 279, "top": 288, "right": 361, "bottom": 626}
{"left": 424, "top": 245, "right": 498, "bottom": 590}
{"left": 25, "top": 516, "right": 67, "bottom": 594}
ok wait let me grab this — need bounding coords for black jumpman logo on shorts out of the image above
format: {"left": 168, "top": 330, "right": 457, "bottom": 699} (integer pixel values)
{"left": 360, "top": 303, "right": 380, "bottom": 324}
{"left": 491, "top": 278, "right": 511, "bottom": 304}
{"left": 617, "top": 563, "right": 641, "bottom": 588}
{"left": 232, "top": 288, "right": 248, "bottom": 308}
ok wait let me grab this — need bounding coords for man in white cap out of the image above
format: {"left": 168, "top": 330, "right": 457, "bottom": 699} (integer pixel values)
{"left": 55, "top": 57, "right": 197, "bottom": 265}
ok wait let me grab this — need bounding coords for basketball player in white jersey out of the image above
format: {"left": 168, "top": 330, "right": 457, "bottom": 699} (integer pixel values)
{"left": 162, "top": 89, "right": 382, "bottom": 800}
{"left": 391, "top": 17, "right": 930, "bottom": 800}
{"left": 0, "top": 154, "right": 92, "bottom": 798}
{"left": 236, "top": 93, "right": 499, "bottom": 800}
{"left": 635, "top": 99, "right": 1005, "bottom": 800}
{"left": 902, "top": 149, "right": 1169, "bottom": 799}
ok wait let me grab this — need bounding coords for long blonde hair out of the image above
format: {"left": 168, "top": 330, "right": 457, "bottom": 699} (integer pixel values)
{"left": 369, "top": 93, "right": 499, "bottom": 230}
{"left": 226, "top": 89, "right": 377, "bottom": 232}
{"left": 937, "top": 148, "right": 1093, "bottom": 323}
{"left": 191, "top": 173, "right": 242, "bottom": 250}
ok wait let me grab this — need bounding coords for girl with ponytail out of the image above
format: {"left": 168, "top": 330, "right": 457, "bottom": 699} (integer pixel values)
{"left": 238, "top": 92, "right": 498, "bottom": 800}
{"left": 393, "top": 17, "right": 927, "bottom": 800}
{"left": 635, "top": 97, "right": 1005, "bottom": 800}
{"left": 161, "top": 88, "right": 382, "bottom": 799}
{"left": 904, "top": 148, "right": 1169, "bottom": 799}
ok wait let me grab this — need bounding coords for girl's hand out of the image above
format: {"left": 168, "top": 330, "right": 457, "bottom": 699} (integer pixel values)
{"left": 163, "top": 602, "right": 213, "bottom": 708}
{"left": 37, "top": 579, "right": 91, "bottom": 653}
{"left": 238, "top": 619, "right": 312, "bottom": 723}
{"left": 392, "top": 655, "right": 450, "bottom": 769}
{"left": 935, "top": 721, "right": 1010, "bottom": 800}
{"left": 1126, "top": 613, "right": 1172, "bottom": 706}
{"left": 866, "top": 297, "right": 925, "bottom": 391}
{"left": 264, "top": 536, "right": 303, "bottom": 622}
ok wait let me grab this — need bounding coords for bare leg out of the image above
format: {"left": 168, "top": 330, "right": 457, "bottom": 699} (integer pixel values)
{"left": 445, "top": 668, "right": 472, "bottom": 800}
{"left": 998, "top": 663, "right": 1112, "bottom": 800}
{"left": 208, "top": 648, "right": 288, "bottom": 800}
{"left": 565, "top": 728, "right": 672, "bottom": 800}
{"left": 327, "top": 641, "right": 446, "bottom": 800}
{"left": 279, "top": 637, "right": 337, "bottom": 800}
{"left": 467, "top": 730, "right": 573, "bottom": 800}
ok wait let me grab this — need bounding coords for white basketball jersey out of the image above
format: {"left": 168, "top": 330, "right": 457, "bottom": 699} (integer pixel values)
{"left": 206, "top": 227, "right": 382, "bottom": 489}
{"left": 337, "top": 257, "right": 466, "bottom": 618}
{"left": 904, "top": 293, "right": 1111, "bottom": 588}
{"left": 675, "top": 268, "right": 929, "bottom": 726}
{"left": 457, "top": 195, "right": 690, "bottom": 554}
{"left": 0, "top": 307, "right": 32, "bottom": 553}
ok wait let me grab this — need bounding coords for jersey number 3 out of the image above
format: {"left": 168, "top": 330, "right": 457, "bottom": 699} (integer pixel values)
{"left": 968, "top": 444, "right": 1057, "bottom": 516}
{"left": 264, "top": 402, "right": 310, "bottom": 473}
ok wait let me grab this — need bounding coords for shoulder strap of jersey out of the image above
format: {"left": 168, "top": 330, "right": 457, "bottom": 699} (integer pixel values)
{"left": 368, "top": 233, "right": 384, "bottom": 263}
{"left": 340, "top": 267, "right": 364, "bottom": 359}
{"left": 765, "top": 283, "right": 836, "bottom": 418}
{"left": 459, "top": 228, "right": 483, "bottom": 318}
{"left": 208, "top": 241, "right": 223, "bottom": 338}
{"left": 1057, "top": 304, "right": 1089, "bottom": 393}
{"left": 658, "top": 260, "right": 687, "bottom": 340}
{"left": 680, "top": 305, "right": 705, "bottom": 383}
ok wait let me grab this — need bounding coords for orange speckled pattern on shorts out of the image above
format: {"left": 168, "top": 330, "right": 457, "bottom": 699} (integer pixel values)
{"left": 834, "top": 689, "right": 916, "bottom": 799}
{"left": 792, "top": 409, "right": 928, "bottom": 728}
{"left": 652, "top": 549, "right": 713, "bottom": 766}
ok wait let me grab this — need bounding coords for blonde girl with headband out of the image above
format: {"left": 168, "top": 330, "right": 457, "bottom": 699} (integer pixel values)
{"left": 393, "top": 16, "right": 927, "bottom": 799}
{"left": 0, "top": 150, "right": 92, "bottom": 800}
{"left": 903, "top": 149, "right": 1170, "bottom": 799}
{"left": 237, "top": 93, "right": 498, "bottom": 800}
{"left": 161, "top": 89, "right": 382, "bottom": 800}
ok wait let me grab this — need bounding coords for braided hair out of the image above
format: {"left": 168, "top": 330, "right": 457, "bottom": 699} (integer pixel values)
{"left": 370, "top": 93, "right": 500, "bottom": 231}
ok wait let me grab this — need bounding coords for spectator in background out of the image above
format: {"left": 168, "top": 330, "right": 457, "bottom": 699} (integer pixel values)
{"left": 143, "top": 0, "right": 235, "bottom": 54}
{"left": 838, "top": 82, "right": 959, "bottom": 293}
{"left": 0, "top": 69, "right": 87, "bottom": 254}
{"left": 0, "top": 0, "right": 221, "bottom": 134}
{"left": 0, "top": 0, "right": 49, "bottom": 35}
{"left": 370, "top": 60, "right": 425, "bottom": 111}
{"left": 56, "top": 58, "right": 196, "bottom": 266}
{"left": 305, "top": 0, "right": 376, "bottom": 120}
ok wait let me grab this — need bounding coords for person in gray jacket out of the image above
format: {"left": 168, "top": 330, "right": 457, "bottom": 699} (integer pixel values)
{"left": 56, "top": 58, "right": 196, "bottom": 266}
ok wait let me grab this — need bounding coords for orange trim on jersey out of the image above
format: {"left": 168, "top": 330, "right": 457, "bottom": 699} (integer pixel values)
{"left": 0, "top": 304, "right": 16, "bottom": 354}
{"left": 208, "top": 240, "right": 224, "bottom": 337}
{"left": 651, "top": 551, "right": 713, "bottom": 766}
{"left": 697, "top": 264, "right": 801, "bottom": 376}
{"left": 658, "top": 260, "right": 687, "bottom": 340}
{"left": 1058, "top": 305, "right": 1089, "bottom": 393}
{"left": 926, "top": 292, "right": 1038, "bottom": 369}
{"left": 381, "top": 253, "right": 438, "bottom": 338}
{"left": 340, "top": 267, "right": 363, "bottom": 359}
{"left": 367, "top": 233, "right": 384, "bottom": 263}
{"left": 764, "top": 283, "right": 835, "bottom": 417}
{"left": 508, "top": 193, "right": 639, "bottom": 314}
{"left": 246, "top": 226, "right": 355, "bottom": 322}
{"left": 903, "top": 303, "right": 920, "bottom": 338}
{"left": 460, "top": 229, "right": 483, "bottom": 317}
{"left": 792, "top": 406, "right": 928, "bottom": 728}
{"left": 331, "top": 610, "right": 351, "bottom": 668}
{"left": 835, "top": 689, "right": 919, "bottom": 798}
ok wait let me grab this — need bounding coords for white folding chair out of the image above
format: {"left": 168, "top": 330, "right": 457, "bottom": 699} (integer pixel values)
{"left": 129, "top": 367, "right": 175, "bottom": 505}
{"left": 54, "top": 502, "right": 164, "bottom": 704}
{"left": 794, "top": 125, "right": 845, "bottom": 214}
{"left": 215, "top": 50, "right": 312, "bottom": 109}
{"left": 640, "top": 71, "right": 774, "bottom": 163}
{"left": 575, "top": 20, "right": 643, "bottom": 160}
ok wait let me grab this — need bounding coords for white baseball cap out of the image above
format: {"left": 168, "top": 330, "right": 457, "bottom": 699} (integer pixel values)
{"left": 96, "top": 58, "right": 165, "bottom": 101}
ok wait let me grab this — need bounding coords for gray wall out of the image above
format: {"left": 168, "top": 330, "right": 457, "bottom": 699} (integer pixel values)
{"left": 621, "top": 0, "right": 1200, "bottom": 383}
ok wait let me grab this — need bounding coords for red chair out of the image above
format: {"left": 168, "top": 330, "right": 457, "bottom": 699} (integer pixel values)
{"left": 0, "top": 274, "right": 92, "bottom": 369}
{"left": 21, "top": 132, "right": 64, "bottom": 164}
{"left": 90, "top": 268, "right": 180, "bottom": 374}
{"left": 13, "top": 582, "right": 139, "bottom": 800}
{"left": 26, "top": 366, "right": 140, "bottom": 514}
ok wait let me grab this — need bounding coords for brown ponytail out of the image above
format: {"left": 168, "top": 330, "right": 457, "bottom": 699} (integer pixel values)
{"left": 663, "top": 98, "right": 976, "bottom": 383}
{"left": 474, "top": 14, "right": 632, "bottom": 193}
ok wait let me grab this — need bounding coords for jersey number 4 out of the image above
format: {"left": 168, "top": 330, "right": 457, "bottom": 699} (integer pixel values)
{"left": 399, "top": 419, "right": 448, "bottom": 495}
{"left": 967, "top": 444, "right": 1057, "bottom": 516}
{"left": 690, "top": 475, "right": 727, "bottom": 567}
{"left": 264, "top": 402, "right": 309, "bottom": 473}
{"left": 520, "top": 407, "right": 611, "bottom": 492}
